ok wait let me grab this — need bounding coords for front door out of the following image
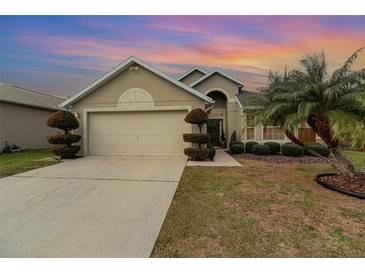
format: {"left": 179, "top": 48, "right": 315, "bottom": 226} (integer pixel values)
{"left": 207, "top": 119, "right": 222, "bottom": 147}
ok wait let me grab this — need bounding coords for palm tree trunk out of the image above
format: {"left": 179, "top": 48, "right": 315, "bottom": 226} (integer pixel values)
{"left": 307, "top": 115, "right": 355, "bottom": 174}
{"left": 284, "top": 130, "right": 339, "bottom": 171}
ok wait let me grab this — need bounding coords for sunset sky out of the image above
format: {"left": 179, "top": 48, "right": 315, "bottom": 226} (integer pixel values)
{"left": 1, "top": 16, "right": 364, "bottom": 96}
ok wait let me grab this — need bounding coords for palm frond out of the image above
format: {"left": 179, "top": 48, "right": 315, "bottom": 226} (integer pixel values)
{"left": 331, "top": 47, "right": 364, "bottom": 84}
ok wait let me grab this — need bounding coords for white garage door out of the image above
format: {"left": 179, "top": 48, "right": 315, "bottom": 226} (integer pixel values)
{"left": 88, "top": 110, "right": 189, "bottom": 156}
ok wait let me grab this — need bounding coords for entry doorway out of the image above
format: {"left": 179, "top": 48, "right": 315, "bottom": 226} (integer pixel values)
{"left": 207, "top": 119, "right": 223, "bottom": 147}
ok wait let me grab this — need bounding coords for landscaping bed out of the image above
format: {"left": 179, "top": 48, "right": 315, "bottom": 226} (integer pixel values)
{"left": 234, "top": 153, "right": 327, "bottom": 164}
{"left": 316, "top": 173, "right": 365, "bottom": 199}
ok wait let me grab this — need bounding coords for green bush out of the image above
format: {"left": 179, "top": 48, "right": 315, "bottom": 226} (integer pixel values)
{"left": 231, "top": 143, "right": 245, "bottom": 154}
{"left": 46, "top": 110, "right": 79, "bottom": 132}
{"left": 229, "top": 131, "right": 237, "bottom": 148}
{"left": 184, "top": 108, "right": 208, "bottom": 129}
{"left": 51, "top": 146, "right": 80, "bottom": 158}
{"left": 47, "top": 134, "right": 81, "bottom": 145}
{"left": 281, "top": 143, "right": 304, "bottom": 157}
{"left": 305, "top": 143, "right": 330, "bottom": 157}
{"left": 207, "top": 142, "right": 216, "bottom": 160}
{"left": 252, "top": 144, "right": 270, "bottom": 155}
{"left": 264, "top": 142, "right": 281, "bottom": 155}
{"left": 183, "top": 133, "right": 210, "bottom": 144}
{"left": 184, "top": 147, "right": 210, "bottom": 161}
{"left": 245, "top": 141, "right": 258, "bottom": 153}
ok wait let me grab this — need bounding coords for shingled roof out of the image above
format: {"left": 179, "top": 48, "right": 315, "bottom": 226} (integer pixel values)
{"left": 235, "top": 90, "right": 262, "bottom": 108}
{"left": 0, "top": 83, "right": 64, "bottom": 111}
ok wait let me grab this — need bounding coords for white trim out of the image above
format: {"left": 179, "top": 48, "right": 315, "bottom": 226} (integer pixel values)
{"left": 117, "top": 88, "right": 155, "bottom": 108}
{"left": 235, "top": 95, "right": 243, "bottom": 109}
{"left": 190, "top": 69, "right": 244, "bottom": 88}
{"left": 82, "top": 105, "right": 192, "bottom": 156}
{"left": 204, "top": 88, "right": 236, "bottom": 103}
{"left": 176, "top": 66, "right": 207, "bottom": 81}
{"left": 61, "top": 56, "right": 214, "bottom": 107}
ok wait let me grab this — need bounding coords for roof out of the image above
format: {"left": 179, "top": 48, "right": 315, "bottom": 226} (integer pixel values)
{"left": 235, "top": 90, "right": 263, "bottom": 109}
{"left": 61, "top": 56, "right": 214, "bottom": 107}
{"left": 177, "top": 66, "right": 207, "bottom": 81}
{"left": 190, "top": 69, "right": 244, "bottom": 88}
{"left": 0, "top": 83, "right": 64, "bottom": 111}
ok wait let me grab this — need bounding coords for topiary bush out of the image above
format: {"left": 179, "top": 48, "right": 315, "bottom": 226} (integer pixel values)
{"left": 183, "top": 108, "right": 214, "bottom": 161}
{"left": 281, "top": 143, "right": 304, "bottom": 157}
{"left": 207, "top": 141, "right": 216, "bottom": 160}
{"left": 183, "top": 133, "right": 210, "bottom": 144}
{"left": 184, "top": 148, "right": 210, "bottom": 161}
{"left": 229, "top": 130, "right": 238, "bottom": 149}
{"left": 46, "top": 110, "right": 81, "bottom": 159}
{"left": 245, "top": 141, "right": 258, "bottom": 153}
{"left": 252, "top": 144, "right": 270, "bottom": 155}
{"left": 184, "top": 108, "right": 208, "bottom": 131}
{"left": 264, "top": 142, "right": 281, "bottom": 155}
{"left": 230, "top": 142, "right": 245, "bottom": 154}
{"left": 305, "top": 143, "right": 330, "bottom": 157}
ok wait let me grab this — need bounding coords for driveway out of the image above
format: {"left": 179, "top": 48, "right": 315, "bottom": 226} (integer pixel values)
{"left": 0, "top": 156, "right": 186, "bottom": 257}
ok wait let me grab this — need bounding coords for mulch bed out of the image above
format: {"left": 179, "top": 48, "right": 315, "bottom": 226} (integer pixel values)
{"left": 234, "top": 153, "right": 328, "bottom": 164}
{"left": 319, "top": 173, "right": 365, "bottom": 195}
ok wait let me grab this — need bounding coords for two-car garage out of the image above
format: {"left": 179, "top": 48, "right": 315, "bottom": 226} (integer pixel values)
{"left": 87, "top": 110, "right": 189, "bottom": 156}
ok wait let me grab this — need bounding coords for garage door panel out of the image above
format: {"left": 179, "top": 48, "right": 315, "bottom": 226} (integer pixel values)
{"left": 88, "top": 110, "right": 188, "bottom": 156}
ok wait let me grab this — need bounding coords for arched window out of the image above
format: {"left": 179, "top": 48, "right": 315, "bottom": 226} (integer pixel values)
{"left": 117, "top": 88, "right": 154, "bottom": 109}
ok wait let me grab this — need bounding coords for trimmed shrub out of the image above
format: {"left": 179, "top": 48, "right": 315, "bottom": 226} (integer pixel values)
{"left": 245, "top": 141, "right": 258, "bottom": 153}
{"left": 305, "top": 143, "right": 330, "bottom": 157}
{"left": 207, "top": 142, "right": 216, "bottom": 160}
{"left": 229, "top": 131, "right": 237, "bottom": 148}
{"left": 184, "top": 108, "right": 208, "bottom": 129}
{"left": 305, "top": 142, "right": 321, "bottom": 146}
{"left": 46, "top": 110, "right": 81, "bottom": 159}
{"left": 47, "top": 134, "right": 81, "bottom": 145}
{"left": 51, "top": 146, "right": 81, "bottom": 158}
{"left": 184, "top": 148, "right": 210, "bottom": 161}
{"left": 252, "top": 144, "right": 270, "bottom": 155}
{"left": 264, "top": 142, "right": 281, "bottom": 155}
{"left": 46, "top": 110, "right": 79, "bottom": 132}
{"left": 231, "top": 143, "right": 245, "bottom": 154}
{"left": 183, "top": 133, "right": 210, "bottom": 144}
{"left": 281, "top": 143, "right": 304, "bottom": 157}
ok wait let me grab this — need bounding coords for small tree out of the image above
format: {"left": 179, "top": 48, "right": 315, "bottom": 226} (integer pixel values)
{"left": 183, "top": 108, "right": 214, "bottom": 161}
{"left": 46, "top": 110, "right": 81, "bottom": 158}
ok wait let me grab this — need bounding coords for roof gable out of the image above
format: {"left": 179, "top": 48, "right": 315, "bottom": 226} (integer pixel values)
{"left": 61, "top": 57, "right": 214, "bottom": 107}
{"left": 190, "top": 69, "right": 244, "bottom": 88}
{"left": 177, "top": 66, "right": 207, "bottom": 81}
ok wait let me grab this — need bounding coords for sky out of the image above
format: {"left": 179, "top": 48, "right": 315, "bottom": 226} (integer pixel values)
{"left": 1, "top": 16, "right": 364, "bottom": 96}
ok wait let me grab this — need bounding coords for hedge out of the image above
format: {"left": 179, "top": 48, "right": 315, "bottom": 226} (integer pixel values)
{"left": 305, "top": 143, "right": 330, "bottom": 157}
{"left": 281, "top": 143, "right": 304, "bottom": 157}
{"left": 184, "top": 147, "right": 210, "bottom": 161}
{"left": 245, "top": 141, "right": 258, "bottom": 153}
{"left": 184, "top": 108, "right": 208, "bottom": 126}
{"left": 231, "top": 143, "right": 245, "bottom": 154}
{"left": 183, "top": 133, "right": 210, "bottom": 144}
{"left": 252, "top": 144, "right": 270, "bottom": 155}
{"left": 264, "top": 142, "right": 281, "bottom": 155}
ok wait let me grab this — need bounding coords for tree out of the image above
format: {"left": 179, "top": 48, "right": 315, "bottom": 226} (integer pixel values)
{"left": 246, "top": 48, "right": 365, "bottom": 174}
{"left": 46, "top": 110, "right": 81, "bottom": 158}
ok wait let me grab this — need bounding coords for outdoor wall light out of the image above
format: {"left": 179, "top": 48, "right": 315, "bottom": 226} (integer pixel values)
{"left": 73, "top": 112, "right": 80, "bottom": 119}
{"left": 129, "top": 65, "right": 140, "bottom": 72}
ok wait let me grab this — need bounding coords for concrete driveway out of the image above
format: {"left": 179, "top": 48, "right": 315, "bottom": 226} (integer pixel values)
{"left": 0, "top": 156, "right": 186, "bottom": 257}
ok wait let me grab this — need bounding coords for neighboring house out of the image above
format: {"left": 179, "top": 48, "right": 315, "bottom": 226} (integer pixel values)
{"left": 0, "top": 83, "right": 64, "bottom": 150}
{"left": 60, "top": 56, "right": 315, "bottom": 156}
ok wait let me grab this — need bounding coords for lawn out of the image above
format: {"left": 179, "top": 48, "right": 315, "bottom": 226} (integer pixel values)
{"left": 345, "top": 150, "right": 365, "bottom": 171}
{"left": 0, "top": 149, "right": 59, "bottom": 178}
{"left": 152, "top": 152, "right": 365, "bottom": 257}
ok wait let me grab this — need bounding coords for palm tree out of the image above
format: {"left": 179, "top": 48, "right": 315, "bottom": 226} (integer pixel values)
{"left": 246, "top": 48, "right": 365, "bottom": 174}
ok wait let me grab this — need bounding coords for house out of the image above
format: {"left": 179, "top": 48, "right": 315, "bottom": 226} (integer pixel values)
{"left": 0, "top": 83, "right": 64, "bottom": 150}
{"left": 60, "top": 56, "right": 315, "bottom": 156}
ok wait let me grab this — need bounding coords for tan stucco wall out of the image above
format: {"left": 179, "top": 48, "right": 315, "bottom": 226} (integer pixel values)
{"left": 192, "top": 73, "right": 242, "bottom": 144}
{"left": 0, "top": 101, "right": 60, "bottom": 149}
{"left": 179, "top": 70, "right": 205, "bottom": 86}
{"left": 71, "top": 64, "right": 207, "bottom": 154}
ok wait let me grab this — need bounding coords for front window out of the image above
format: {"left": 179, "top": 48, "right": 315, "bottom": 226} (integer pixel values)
{"left": 263, "top": 126, "right": 285, "bottom": 140}
{"left": 245, "top": 115, "right": 255, "bottom": 140}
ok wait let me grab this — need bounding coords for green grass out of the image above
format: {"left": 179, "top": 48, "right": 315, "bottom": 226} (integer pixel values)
{"left": 152, "top": 158, "right": 365, "bottom": 258}
{"left": 0, "top": 149, "right": 59, "bottom": 178}
{"left": 345, "top": 150, "right": 365, "bottom": 171}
